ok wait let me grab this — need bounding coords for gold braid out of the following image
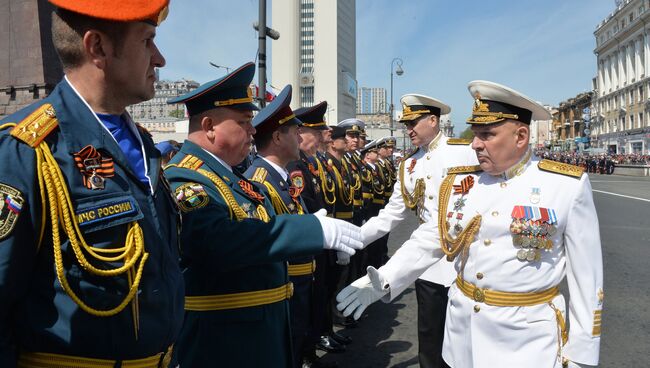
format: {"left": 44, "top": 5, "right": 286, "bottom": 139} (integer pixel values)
{"left": 256, "top": 180, "right": 304, "bottom": 215}
{"left": 29, "top": 134, "right": 148, "bottom": 339}
{"left": 437, "top": 174, "right": 482, "bottom": 275}
{"left": 195, "top": 168, "right": 270, "bottom": 223}
{"left": 330, "top": 164, "right": 353, "bottom": 206}
{"left": 315, "top": 157, "right": 336, "bottom": 205}
{"left": 399, "top": 159, "right": 425, "bottom": 212}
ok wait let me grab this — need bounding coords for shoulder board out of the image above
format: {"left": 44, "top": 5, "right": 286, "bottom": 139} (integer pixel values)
{"left": 538, "top": 159, "right": 584, "bottom": 178}
{"left": 176, "top": 154, "right": 204, "bottom": 170}
{"left": 447, "top": 138, "right": 472, "bottom": 145}
{"left": 404, "top": 147, "right": 420, "bottom": 160}
{"left": 251, "top": 167, "right": 268, "bottom": 183}
{"left": 446, "top": 165, "right": 482, "bottom": 174}
{"left": 10, "top": 103, "right": 59, "bottom": 147}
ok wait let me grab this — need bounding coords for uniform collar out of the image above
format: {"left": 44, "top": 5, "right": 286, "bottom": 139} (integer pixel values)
{"left": 501, "top": 148, "right": 533, "bottom": 181}
{"left": 424, "top": 131, "right": 443, "bottom": 152}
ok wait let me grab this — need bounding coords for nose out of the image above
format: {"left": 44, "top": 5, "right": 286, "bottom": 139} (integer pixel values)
{"left": 152, "top": 42, "right": 166, "bottom": 68}
{"left": 471, "top": 136, "right": 483, "bottom": 151}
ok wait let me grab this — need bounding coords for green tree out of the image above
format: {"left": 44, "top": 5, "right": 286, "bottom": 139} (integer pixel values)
{"left": 169, "top": 109, "right": 185, "bottom": 119}
{"left": 459, "top": 127, "right": 474, "bottom": 140}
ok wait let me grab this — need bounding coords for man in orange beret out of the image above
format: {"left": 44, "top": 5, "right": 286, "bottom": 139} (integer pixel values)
{"left": 0, "top": 1, "right": 182, "bottom": 367}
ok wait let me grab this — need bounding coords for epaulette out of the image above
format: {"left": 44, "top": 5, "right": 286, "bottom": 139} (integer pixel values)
{"left": 251, "top": 167, "right": 268, "bottom": 183}
{"left": 10, "top": 103, "right": 59, "bottom": 147}
{"left": 404, "top": 147, "right": 420, "bottom": 160}
{"left": 135, "top": 123, "right": 152, "bottom": 138}
{"left": 446, "top": 138, "right": 472, "bottom": 145}
{"left": 538, "top": 159, "right": 584, "bottom": 178}
{"left": 446, "top": 165, "right": 482, "bottom": 175}
{"left": 176, "top": 155, "right": 204, "bottom": 170}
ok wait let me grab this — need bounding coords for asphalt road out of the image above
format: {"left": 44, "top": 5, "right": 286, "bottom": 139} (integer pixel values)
{"left": 319, "top": 173, "right": 650, "bottom": 368}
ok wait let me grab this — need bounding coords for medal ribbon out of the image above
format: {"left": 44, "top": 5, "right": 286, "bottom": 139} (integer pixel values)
{"left": 407, "top": 158, "right": 417, "bottom": 174}
{"left": 238, "top": 179, "right": 265, "bottom": 202}
{"left": 453, "top": 176, "right": 474, "bottom": 195}
{"left": 72, "top": 145, "right": 115, "bottom": 189}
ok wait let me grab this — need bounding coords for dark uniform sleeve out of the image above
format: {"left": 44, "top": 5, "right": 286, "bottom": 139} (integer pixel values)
{"left": 166, "top": 167, "right": 323, "bottom": 271}
{"left": 0, "top": 133, "right": 40, "bottom": 367}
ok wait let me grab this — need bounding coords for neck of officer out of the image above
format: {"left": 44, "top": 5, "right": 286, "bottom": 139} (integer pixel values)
{"left": 328, "top": 146, "right": 344, "bottom": 161}
{"left": 258, "top": 147, "right": 290, "bottom": 169}
{"left": 66, "top": 68, "right": 127, "bottom": 115}
{"left": 422, "top": 126, "right": 441, "bottom": 148}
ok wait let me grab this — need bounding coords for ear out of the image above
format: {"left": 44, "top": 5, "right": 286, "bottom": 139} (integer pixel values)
{"left": 83, "top": 30, "right": 109, "bottom": 69}
{"left": 272, "top": 130, "right": 282, "bottom": 145}
{"left": 201, "top": 115, "right": 215, "bottom": 139}
{"left": 514, "top": 124, "right": 530, "bottom": 149}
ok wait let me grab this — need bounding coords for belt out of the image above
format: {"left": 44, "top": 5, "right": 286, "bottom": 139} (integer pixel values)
{"left": 18, "top": 347, "right": 173, "bottom": 368}
{"left": 456, "top": 276, "right": 559, "bottom": 306}
{"left": 372, "top": 199, "right": 385, "bottom": 205}
{"left": 185, "top": 282, "right": 294, "bottom": 311}
{"left": 384, "top": 191, "right": 393, "bottom": 198}
{"left": 353, "top": 199, "right": 363, "bottom": 206}
{"left": 334, "top": 211, "right": 353, "bottom": 219}
{"left": 288, "top": 260, "right": 316, "bottom": 276}
{"left": 362, "top": 193, "right": 373, "bottom": 199}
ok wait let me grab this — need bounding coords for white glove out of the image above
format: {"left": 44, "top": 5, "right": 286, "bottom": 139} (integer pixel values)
{"left": 359, "top": 223, "right": 374, "bottom": 247}
{"left": 335, "top": 266, "right": 388, "bottom": 320}
{"left": 336, "top": 251, "right": 350, "bottom": 265}
{"left": 313, "top": 209, "right": 363, "bottom": 256}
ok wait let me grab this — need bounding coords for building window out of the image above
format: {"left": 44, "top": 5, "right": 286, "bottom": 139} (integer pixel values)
{"left": 630, "top": 13, "right": 634, "bottom": 23}
{"left": 630, "top": 115, "right": 634, "bottom": 130}
{"left": 640, "top": 86, "right": 644, "bottom": 101}
{"left": 301, "top": 86, "right": 314, "bottom": 106}
{"left": 630, "top": 90, "right": 634, "bottom": 104}
{"left": 301, "top": 21, "right": 314, "bottom": 27}
{"left": 640, "top": 112, "right": 644, "bottom": 128}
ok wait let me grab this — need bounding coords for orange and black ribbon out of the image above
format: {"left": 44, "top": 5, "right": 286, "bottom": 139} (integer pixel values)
{"left": 72, "top": 145, "right": 115, "bottom": 189}
{"left": 453, "top": 176, "right": 474, "bottom": 195}
{"left": 407, "top": 158, "right": 417, "bottom": 174}
{"left": 238, "top": 179, "right": 265, "bottom": 202}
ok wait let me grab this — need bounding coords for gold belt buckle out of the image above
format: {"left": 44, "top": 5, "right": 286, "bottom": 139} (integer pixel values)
{"left": 473, "top": 287, "right": 486, "bottom": 303}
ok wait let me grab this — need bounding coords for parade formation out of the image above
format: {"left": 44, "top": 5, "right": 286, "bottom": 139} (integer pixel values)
{"left": 0, "top": 1, "right": 606, "bottom": 368}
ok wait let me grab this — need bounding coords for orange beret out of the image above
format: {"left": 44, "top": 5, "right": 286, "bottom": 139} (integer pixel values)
{"left": 48, "top": 0, "right": 169, "bottom": 25}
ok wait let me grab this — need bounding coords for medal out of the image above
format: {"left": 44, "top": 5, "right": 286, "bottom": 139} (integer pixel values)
{"left": 453, "top": 223, "right": 463, "bottom": 234}
{"left": 73, "top": 145, "right": 114, "bottom": 190}
{"left": 530, "top": 187, "right": 541, "bottom": 204}
{"left": 517, "top": 249, "right": 527, "bottom": 261}
{"left": 89, "top": 172, "right": 105, "bottom": 189}
{"left": 526, "top": 249, "right": 537, "bottom": 261}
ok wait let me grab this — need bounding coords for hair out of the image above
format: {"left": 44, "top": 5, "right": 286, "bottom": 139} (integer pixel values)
{"left": 255, "top": 125, "right": 292, "bottom": 150}
{"left": 51, "top": 8, "right": 131, "bottom": 70}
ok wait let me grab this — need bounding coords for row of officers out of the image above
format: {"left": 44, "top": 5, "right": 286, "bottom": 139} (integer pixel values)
{"left": 0, "top": 1, "right": 603, "bottom": 368}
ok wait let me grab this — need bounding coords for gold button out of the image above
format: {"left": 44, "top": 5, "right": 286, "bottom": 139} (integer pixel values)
{"left": 474, "top": 305, "right": 481, "bottom": 313}
{"left": 427, "top": 175, "right": 431, "bottom": 179}
{"left": 500, "top": 182, "right": 507, "bottom": 188}
{"left": 428, "top": 195, "right": 433, "bottom": 200}
{"left": 484, "top": 239, "right": 491, "bottom": 246}
{"left": 426, "top": 156, "right": 430, "bottom": 160}
{"left": 476, "top": 272, "right": 484, "bottom": 279}
{"left": 491, "top": 211, "right": 499, "bottom": 217}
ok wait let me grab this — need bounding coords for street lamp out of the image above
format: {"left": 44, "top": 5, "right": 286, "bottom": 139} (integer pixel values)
{"left": 390, "top": 58, "right": 404, "bottom": 137}
{"left": 208, "top": 62, "right": 231, "bottom": 74}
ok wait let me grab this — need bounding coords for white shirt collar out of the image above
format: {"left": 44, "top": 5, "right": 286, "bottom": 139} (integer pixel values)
{"left": 201, "top": 148, "right": 233, "bottom": 172}
{"left": 261, "top": 156, "right": 288, "bottom": 181}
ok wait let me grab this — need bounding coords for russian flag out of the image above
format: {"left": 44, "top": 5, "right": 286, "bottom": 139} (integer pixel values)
{"left": 5, "top": 196, "right": 22, "bottom": 214}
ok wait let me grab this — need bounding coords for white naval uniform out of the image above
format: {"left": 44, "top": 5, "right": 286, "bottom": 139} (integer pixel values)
{"left": 361, "top": 132, "right": 477, "bottom": 295}
{"left": 379, "top": 152, "right": 603, "bottom": 367}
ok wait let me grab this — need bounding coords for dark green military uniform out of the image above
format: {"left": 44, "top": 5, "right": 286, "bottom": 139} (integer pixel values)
{"left": 0, "top": 78, "right": 183, "bottom": 367}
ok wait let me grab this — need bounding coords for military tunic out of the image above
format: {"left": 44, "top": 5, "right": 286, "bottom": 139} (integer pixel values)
{"left": 165, "top": 141, "right": 323, "bottom": 368}
{"left": 0, "top": 79, "right": 183, "bottom": 366}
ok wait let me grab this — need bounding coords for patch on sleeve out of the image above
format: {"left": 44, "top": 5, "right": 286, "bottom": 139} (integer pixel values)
{"left": 0, "top": 183, "right": 24, "bottom": 240}
{"left": 174, "top": 182, "right": 209, "bottom": 212}
{"left": 592, "top": 309, "right": 602, "bottom": 336}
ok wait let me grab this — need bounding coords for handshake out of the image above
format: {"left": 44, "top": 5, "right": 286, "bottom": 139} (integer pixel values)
{"left": 313, "top": 209, "right": 362, "bottom": 265}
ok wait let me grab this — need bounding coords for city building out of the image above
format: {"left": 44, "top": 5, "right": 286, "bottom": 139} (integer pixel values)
{"left": 593, "top": 0, "right": 650, "bottom": 154}
{"left": 271, "top": 0, "right": 357, "bottom": 123}
{"left": 357, "top": 87, "right": 387, "bottom": 114}
{"left": 127, "top": 78, "right": 199, "bottom": 123}
{"left": 552, "top": 94, "right": 593, "bottom": 152}
{"left": 530, "top": 105, "right": 556, "bottom": 149}
{"left": 0, "top": 0, "right": 62, "bottom": 119}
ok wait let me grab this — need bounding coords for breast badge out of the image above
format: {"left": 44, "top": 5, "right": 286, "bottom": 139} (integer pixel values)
{"left": 510, "top": 205, "right": 557, "bottom": 262}
{"left": 73, "top": 145, "right": 115, "bottom": 190}
{"left": 0, "top": 183, "right": 24, "bottom": 240}
{"left": 175, "top": 183, "right": 209, "bottom": 212}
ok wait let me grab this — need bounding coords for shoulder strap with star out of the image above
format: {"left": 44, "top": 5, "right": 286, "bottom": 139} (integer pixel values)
{"left": 446, "top": 138, "right": 472, "bottom": 145}
{"left": 445, "top": 165, "right": 483, "bottom": 175}
{"left": 10, "top": 103, "right": 59, "bottom": 147}
{"left": 538, "top": 159, "right": 584, "bottom": 178}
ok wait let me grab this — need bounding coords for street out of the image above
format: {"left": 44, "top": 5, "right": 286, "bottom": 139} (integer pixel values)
{"left": 319, "top": 173, "right": 650, "bottom": 367}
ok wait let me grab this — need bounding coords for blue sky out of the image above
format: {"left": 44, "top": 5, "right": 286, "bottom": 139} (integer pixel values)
{"left": 156, "top": 0, "right": 615, "bottom": 131}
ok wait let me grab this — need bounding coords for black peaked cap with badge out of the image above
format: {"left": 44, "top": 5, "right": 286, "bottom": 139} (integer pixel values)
{"left": 294, "top": 101, "right": 329, "bottom": 130}
{"left": 252, "top": 85, "right": 302, "bottom": 138}
{"left": 330, "top": 126, "right": 347, "bottom": 140}
{"left": 167, "top": 62, "right": 259, "bottom": 116}
{"left": 466, "top": 80, "right": 551, "bottom": 125}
